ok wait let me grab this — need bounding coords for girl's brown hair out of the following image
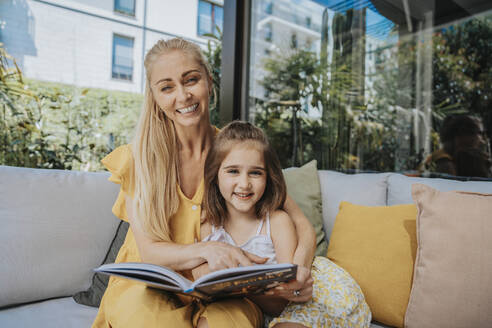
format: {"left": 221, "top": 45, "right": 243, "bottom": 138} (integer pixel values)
{"left": 203, "top": 121, "right": 287, "bottom": 226}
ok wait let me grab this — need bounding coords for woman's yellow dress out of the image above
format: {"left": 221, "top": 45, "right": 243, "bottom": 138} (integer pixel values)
{"left": 92, "top": 144, "right": 262, "bottom": 328}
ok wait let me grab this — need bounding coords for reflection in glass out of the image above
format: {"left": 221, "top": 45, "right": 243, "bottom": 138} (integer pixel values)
{"left": 248, "top": 0, "right": 492, "bottom": 180}
{"left": 198, "top": 0, "right": 213, "bottom": 36}
{"left": 215, "top": 6, "right": 224, "bottom": 36}
{"left": 198, "top": 0, "right": 223, "bottom": 37}
{"left": 419, "top": 114, "right": 491, "bottom": 178}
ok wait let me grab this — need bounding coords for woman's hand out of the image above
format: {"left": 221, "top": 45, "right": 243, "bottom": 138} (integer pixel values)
{"left": 192, "top": 263, "right": 211, "bottom": 280}
{"left": 200, "top": 241, "right": 267, "bottom": 271}
{"left": 265, "top": 265, "right": 313, "bottom": 302}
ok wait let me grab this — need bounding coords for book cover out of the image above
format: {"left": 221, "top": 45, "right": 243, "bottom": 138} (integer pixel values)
{"left": 95, "top": 262, "right": 297, "bottom": 301}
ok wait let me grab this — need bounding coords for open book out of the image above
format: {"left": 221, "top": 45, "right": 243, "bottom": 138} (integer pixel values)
{"left": 95, "top": 262, "right": 297, "bottom": 301}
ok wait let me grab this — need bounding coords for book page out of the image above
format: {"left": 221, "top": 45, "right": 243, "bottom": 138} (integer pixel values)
{"left": 95, "top": 262, "right": 297, "bottom": 300}
{"left": 191, "top": 263, "right": 296, "bottom": 288}
{"left": 95, "top": 262, "right": 192, "bottom": 290}
{"left": 195, "top": 265, "right": 297, "bottom": 299}
{"left": 107, "top": 272, "right": 183, "bottom": 293}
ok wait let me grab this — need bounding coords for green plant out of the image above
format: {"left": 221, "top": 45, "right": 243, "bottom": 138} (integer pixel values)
{"left": 254, "top": 12, "right": 491, "bottom": 173}
{"left": 0, "top": 43, "right": 75, "bottom": 169}
{"left": 202, "top": 28, "right": 222, "bottom": 126}
{"left": 257, "top": 48, "right": 321, "bottom": 167}
{"left": 0, "top": 43, "right": 142, "bottom": 171}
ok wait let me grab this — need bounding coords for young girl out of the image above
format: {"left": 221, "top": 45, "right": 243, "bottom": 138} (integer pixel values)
{"left": 199, "top": 121, "right": 372, "bottom": 328}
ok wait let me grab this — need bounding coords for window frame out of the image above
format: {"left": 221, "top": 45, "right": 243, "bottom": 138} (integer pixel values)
{"left": 220, "top": 0, "right": 251, "bottom": 124}
{"left": 197, "top": 0, "right": 223, "bottom": 37}
{"left": 114, "top": 0, "right": 136, "bottom": 17}
{"left": 111, "top": 33, "right": 135, "bottom": 82}
{"left": 264, "top": 22, "right": 273, "bottom": 42}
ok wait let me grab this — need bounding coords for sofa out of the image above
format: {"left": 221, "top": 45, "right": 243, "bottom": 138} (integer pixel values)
{"left": 1, "top": 164, "right": 491, "bottom": 327}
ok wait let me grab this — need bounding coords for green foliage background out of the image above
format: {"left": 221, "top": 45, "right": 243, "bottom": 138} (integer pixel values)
{"left": 1, "top": 44, "right": 142, "bottom": 171}
{"left": 1, "top": 36, "right": 221, "bottom": 172}
{"left": 1, "top": 14, "right": 490, "bottom": 174}
{"left": 254, "top": 13, "right": 491, "bottom": 173}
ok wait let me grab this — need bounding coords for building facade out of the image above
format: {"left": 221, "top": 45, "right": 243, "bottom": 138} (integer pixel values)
{"left": 0, "top": 0, "right": 223, "bottom": 93}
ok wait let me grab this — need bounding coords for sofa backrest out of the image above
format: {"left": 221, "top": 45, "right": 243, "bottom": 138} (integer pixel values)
{"left": 387, "top": 173, "right": 492, "bottom": 205}
{"left": 317, "top": 170, "right": 389, "bottom": 242}
{"left": 317, "top": 170, "right": 492, "bottom": 243}
{"left": 0, "top": 166, "right": 120, "bottom": 308}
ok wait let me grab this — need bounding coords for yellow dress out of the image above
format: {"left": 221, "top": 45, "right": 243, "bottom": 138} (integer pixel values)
{"left": 92, "top": 144, "right": 262, "bottom": 328}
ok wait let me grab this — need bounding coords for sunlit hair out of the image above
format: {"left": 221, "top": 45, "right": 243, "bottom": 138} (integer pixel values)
{"left": 132, "top": 38, "right": 213, "bottom": 241}
{"left": 203, "top": 121, "right": 287, "bottom": 226}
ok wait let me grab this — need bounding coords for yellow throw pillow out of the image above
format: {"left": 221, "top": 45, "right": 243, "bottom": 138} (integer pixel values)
{"left": 326, "top": 202, "right": 417, "bottom": 328}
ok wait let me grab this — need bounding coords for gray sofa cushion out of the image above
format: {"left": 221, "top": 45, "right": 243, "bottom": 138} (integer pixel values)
{"left": 0, "top": 296, "right": 388, "bottom": 328}
{"left": 73, "top": 221, "right": 129, "bottom": 307}
{"left": 0, "top": 166, "right": 120, "bottom": 308}
{"left": 0, "top": 297, "right": 97, "bottom": 328}
{"left": 387, "top": 173, "right": 492, "bottom": 205}
{"left": 317, "top": 171, "right": 389, "bottom": 243}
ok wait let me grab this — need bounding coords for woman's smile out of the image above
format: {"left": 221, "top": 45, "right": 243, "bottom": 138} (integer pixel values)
{"left": 150, "top": 51, "right": 211, "bottom": 128}
{"left": 176, "top": 103, "right": 199, "bottom": 114}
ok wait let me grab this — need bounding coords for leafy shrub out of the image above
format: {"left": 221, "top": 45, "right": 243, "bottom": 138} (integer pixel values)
{"left": 1, "top": 43, "right": 142, "bottom": 171}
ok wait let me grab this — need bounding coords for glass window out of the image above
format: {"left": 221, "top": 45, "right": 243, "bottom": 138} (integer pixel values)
{"left": 215, "top": 5, "right": 224, "bottom": 35}
{"left": 198, "top": 0, "right": 212, "bottom": 36}
{"left": 248, "top": 0, "right": 492, "bottom": 180}
{"left": 290, "top": 33, "right": 297, "bottom": 49}
{"left": 198, "top": 0, "right": 223, "bottom": 37}
{"left": 112, "top": 34, "right": 134, "bottom": 81}
{"left": 264, "top": 23, "right": 272, "bottom": 42}
{"left": 114, "top": 0, "right": 135, "bottom": 16}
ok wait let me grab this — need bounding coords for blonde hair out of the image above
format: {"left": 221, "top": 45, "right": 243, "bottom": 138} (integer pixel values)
{"left": 132, "top": 38, "right": 213, "bottom": 241}
{"left": 203, "top": 121, "right": 287, "bottom": 227}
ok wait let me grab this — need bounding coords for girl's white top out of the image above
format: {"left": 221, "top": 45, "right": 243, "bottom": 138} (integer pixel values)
{"left": 202, "top": 213, "right": 277, "bottom": 265}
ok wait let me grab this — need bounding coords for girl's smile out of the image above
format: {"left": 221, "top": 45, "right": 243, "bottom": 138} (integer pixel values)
{"left": 218, "top": 144, "right": 267, "bottom": 217}
{"left": 233, "top": 192, "right": 254, "bottom": 199}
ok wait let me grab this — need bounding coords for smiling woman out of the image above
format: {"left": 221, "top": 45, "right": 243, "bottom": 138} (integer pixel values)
{"left": 150, "top": 53, "right": 211, "bottom": 127}
{"left": 93, "top": 38, "right": 265, "bottom": 328}
{"left": 92, "top": 38, "right": 319, "bottom": 328}
{"left": 134, "top": 39, "right": 217, "bottom": 242}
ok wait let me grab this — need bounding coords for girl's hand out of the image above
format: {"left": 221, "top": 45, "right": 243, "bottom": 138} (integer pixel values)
{"left": 201, "top": 241, "right": 267, "bottom": 271}
{"left": 265, "top": 265, "right": 313, "bottom": 302}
